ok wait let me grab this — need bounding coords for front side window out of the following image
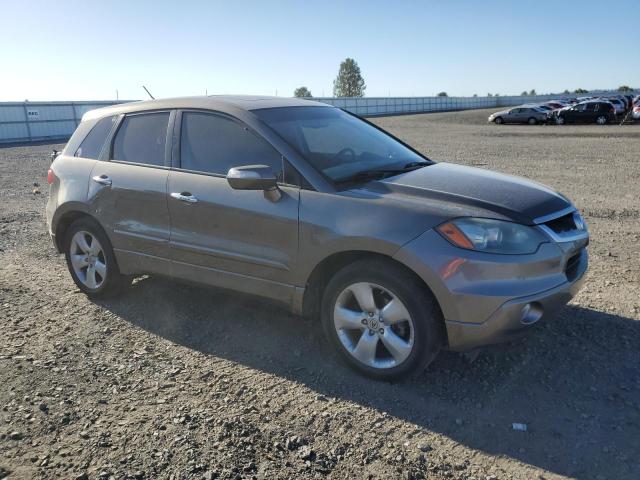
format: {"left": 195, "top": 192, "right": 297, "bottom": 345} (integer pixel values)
{"left": 112, "top": 112, "right": 169, "bottom": 166}
{"left": 254, "top": 107, "right": 427, "bottom": 182}
{"left": 179, "top": 112, "right": 283, "bottom": 177}
{"left": 75, "top": 116, "right": 116, "bottom": 159}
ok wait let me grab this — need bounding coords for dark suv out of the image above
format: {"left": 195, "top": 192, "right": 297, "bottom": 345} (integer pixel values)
{"left": 553, "top": 101, "right": 616, "bottom": 125}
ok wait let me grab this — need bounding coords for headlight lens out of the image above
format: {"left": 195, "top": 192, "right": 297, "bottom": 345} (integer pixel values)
{"left": 437, "top": 218, "right": 547, "bottom": 254}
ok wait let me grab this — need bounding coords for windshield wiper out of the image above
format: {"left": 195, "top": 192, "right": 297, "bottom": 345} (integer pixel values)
{"left": 334, "top": 162, "right": 428, "bottom": 184}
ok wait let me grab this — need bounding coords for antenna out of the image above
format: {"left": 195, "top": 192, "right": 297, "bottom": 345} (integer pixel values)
{"left": 142, "top": 86, "right": 155, "bottom": 100}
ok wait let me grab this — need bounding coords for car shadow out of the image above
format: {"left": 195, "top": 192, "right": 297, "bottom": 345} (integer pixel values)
{"left": 94, "top": 276, "right": 640, "bottom": 479}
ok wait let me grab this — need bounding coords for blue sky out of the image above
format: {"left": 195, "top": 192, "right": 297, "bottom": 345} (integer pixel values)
{"left": 1, "top": 0, "right": 637, "bottom": 101}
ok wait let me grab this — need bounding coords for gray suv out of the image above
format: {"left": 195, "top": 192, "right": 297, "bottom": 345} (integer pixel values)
{"left": 46, "top": 96, "right": 588, "bottom": 379}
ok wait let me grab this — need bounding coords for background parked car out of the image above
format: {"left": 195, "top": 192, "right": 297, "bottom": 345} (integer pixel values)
{"left": 607, "top": 98, "right": 626, "bottom": 115}
{"left": 488, "top": 106, "right": 548, "bottom": 124}
{"left": 632, "top": 103, "right": 640, "bottom": 120}
{"left": 552, "top": 101, "right": 615, "bottom": 125}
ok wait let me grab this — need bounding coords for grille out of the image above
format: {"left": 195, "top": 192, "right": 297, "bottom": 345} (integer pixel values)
{"left": 544, "top": 212, "right": 577, "bottom": 234}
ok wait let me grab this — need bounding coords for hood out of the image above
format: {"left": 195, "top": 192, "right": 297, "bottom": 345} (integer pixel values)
{"left": 488, "top": 110, "right": 508, "bottom": 117}
{"left": 366, "top": 163, "right": 571, "bottom": 225}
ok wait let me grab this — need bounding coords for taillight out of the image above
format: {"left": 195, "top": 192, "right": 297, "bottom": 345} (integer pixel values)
{"left": 47, "top": 168, "right": 56, "bottom": 185}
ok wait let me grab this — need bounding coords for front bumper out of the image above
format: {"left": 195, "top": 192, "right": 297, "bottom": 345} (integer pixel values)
{"left": 443, "top": 248, "right": 587, "bottom": 351}
{"left": 393, "top": 229, "right": 588, "bottom": 352}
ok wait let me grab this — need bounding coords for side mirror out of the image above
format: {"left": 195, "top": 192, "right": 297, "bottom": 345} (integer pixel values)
{"left": 227, "top": 165, "right": 278, "bottom": 191}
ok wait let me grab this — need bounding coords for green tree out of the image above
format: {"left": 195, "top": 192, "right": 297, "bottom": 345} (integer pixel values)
{"left": 618, "top": 85, "right": 633, "bottom": 92}
{"left": 529, "top": 89, "right": 537, "bottom": 96}
{"left": 472, "top": 94, "right": 478, "bottom": 97}
{"left": 563, "top": 89, "right": 570, "bottom": 94}
{"left": 521, "top": 91, "right": 528, "bottom": 96}
{"left": 333, "top": 58, "right": 366, "bottom": 97}
{"left": 574, "top": 88, "right": 589, "bottom": 94}
{"left": 487, "top": 93, "right": 493, "bottom": 97}
{"left": 293, "top": 86, "right": 312, "bottom": 98}
{"left": 437, "top": 91, "right": 448, "bottom": 97}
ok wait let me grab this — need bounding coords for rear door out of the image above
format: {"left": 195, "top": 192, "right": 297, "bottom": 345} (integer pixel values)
{"left": 576, "top": 103, "right": 595, "bottom": 123}
{"left": 87, "top": 111, "right": 173, "bottom": 274}
{"left": 167, "top": 110, "right": 300, "bottom": 302}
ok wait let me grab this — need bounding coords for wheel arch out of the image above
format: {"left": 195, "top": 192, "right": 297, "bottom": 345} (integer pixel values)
{"left": 53, "top": 208, "right": 100, "bottom": 253}
{"left": 300, "top": 250, "right": 445, "bottom": 338}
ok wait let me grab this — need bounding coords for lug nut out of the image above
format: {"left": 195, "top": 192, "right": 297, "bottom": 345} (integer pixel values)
{"left": 368, "top": 312, "right": 374, "bottom": 317}
{"left": 361, "top": 319, "right": 368, "bottom": 325}
{"left": 378, "top": 328, "right": 384, "bottom": 335}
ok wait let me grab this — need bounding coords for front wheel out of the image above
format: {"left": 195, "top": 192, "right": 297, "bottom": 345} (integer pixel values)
{"left": 321, "top": 259, "right": 443, "bottom": 380}
{"left": 555, "top": 116, "right": 565, "bottom": 125}
{"left": 595, "top": 115, "right": 607, "bottom": 125}
{"left": 527, "top": 117, "right": 537, "bottom": 125}
{"left": 494, "top": 116, "right": 504, "bottom": 125}
{"left": 64, "top": 217, "right": 131, "bottom": 298}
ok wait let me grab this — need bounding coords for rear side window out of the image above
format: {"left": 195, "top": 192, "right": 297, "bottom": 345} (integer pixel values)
{"left": 75, "top": 116, "right": 116, "bottom": 159}
{"left": 112, "top": 112, "right": 169, "bottom": 166}
{"left": 180, "top": 112, "right": 283, "bottom": 176}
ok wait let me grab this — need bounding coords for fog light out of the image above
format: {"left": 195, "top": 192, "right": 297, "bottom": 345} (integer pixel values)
{"left": 520, "top": 302, "right": 543, "bottom": 325}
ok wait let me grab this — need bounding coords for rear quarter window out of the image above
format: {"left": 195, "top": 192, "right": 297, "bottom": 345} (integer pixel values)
{"left": 74, "top": 116, "right": 116, "bottom": 159}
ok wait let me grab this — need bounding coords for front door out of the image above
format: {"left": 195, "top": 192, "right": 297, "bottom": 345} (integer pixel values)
{"left": 88, "top": 111, "right": 172, "bottom": 274}
{"left": 167, "top": 111, "right": 299, "bottom": 303}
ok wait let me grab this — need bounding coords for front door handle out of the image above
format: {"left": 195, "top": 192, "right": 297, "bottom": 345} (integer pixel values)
{"left": 92, "top": 174, "right": 112, "bottom": 186}
{"left": 170, "top": 192, "right": 198, "bottom": 203}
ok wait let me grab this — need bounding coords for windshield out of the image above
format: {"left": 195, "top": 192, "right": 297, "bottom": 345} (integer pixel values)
{"left": 254, "top": 106, "right": 428, "bottom": 182}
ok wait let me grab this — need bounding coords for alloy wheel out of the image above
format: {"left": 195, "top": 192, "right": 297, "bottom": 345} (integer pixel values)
{"left": 69, "top": 231, "right": 106, "bottom": 289}
{"left": 333, "top": 282, "right": 414, "bottom": 369}
{"left": 596, "top": 116, "right": 606, "bottom": 125}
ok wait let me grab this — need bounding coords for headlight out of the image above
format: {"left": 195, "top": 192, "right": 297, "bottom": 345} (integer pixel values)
{"left": 437, "top": 218, "right": 547, "bottom": 254}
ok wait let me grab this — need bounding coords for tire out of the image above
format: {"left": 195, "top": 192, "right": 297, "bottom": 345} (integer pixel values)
{"left": 494, "top": 116, "right": 504, "bottom": 125}
{"left": 527, "top": 117, "right": 537, "bottom": 125}
{"left": 321, "top": 259, "right": 443, "bottom": 380}
{"left": 595, "top": 115, "right": 607, "bottom": 125}
{"left": 555, "top": 116, "right": 565, "bottom": 125}
{"left": 63, "top": 217, "right": 131, "bottom": 298}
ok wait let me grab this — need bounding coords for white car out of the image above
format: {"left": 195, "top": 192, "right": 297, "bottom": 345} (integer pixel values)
{"left": 632, "top": 104, "right": 640, "bottom": 120}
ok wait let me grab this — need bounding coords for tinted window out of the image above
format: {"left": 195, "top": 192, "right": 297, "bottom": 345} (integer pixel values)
{"left": 112, "top": 112, "right": 169, "bottom": 166}
{"left": 585, "top": 103, "right": 596, "bottom": 111}
{"left": 180, "top": 112, "right": 282, "bottom": 176}
{"left": 75, "top": 116, "right": 116, "bottom": 159}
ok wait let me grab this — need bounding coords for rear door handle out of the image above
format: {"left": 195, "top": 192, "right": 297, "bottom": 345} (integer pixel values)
{"left": 170, "top": 192, "right": 198, "bottom": 203}
{"left": 92, "top": 174, "right": 112, "bottom": 186}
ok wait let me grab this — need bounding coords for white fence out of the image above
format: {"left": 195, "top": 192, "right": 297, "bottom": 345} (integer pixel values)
{"left": 0, "top": 91, "right": 635, "bottom": 144}
{"left": 0, "top": 101, "right": 132, "bottom": 144}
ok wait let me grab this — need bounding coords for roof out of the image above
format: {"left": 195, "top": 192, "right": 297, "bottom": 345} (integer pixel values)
{"left": 82, "top": 95, "right": 329, "bottom": 122}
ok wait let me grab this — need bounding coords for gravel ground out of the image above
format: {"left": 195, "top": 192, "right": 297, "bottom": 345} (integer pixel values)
{"left": 1, "top": 108, "right": 639, "bottom": 480}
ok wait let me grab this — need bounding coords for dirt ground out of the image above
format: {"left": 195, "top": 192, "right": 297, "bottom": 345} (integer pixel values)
{"left": 1, "top": 108, "right": 639, "bottom": 480}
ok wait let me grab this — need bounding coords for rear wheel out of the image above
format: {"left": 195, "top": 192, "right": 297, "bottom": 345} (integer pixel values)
{"left": 595, "top": 115, "right": 607, "bottom": 125}
{"left": 321, "top": 259, "right": 442, "bottom": 380}
{"left": 64, "top": 217, "right": 131, "bottom": 298}
{"left": 527, "top": 117, "right": 537, "bottom": 125}
{"left": 555, "top": 115, "right": 565, "bottom": 125}
{"left": 494, "top": 116, "right": 504, "bottom": 125}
